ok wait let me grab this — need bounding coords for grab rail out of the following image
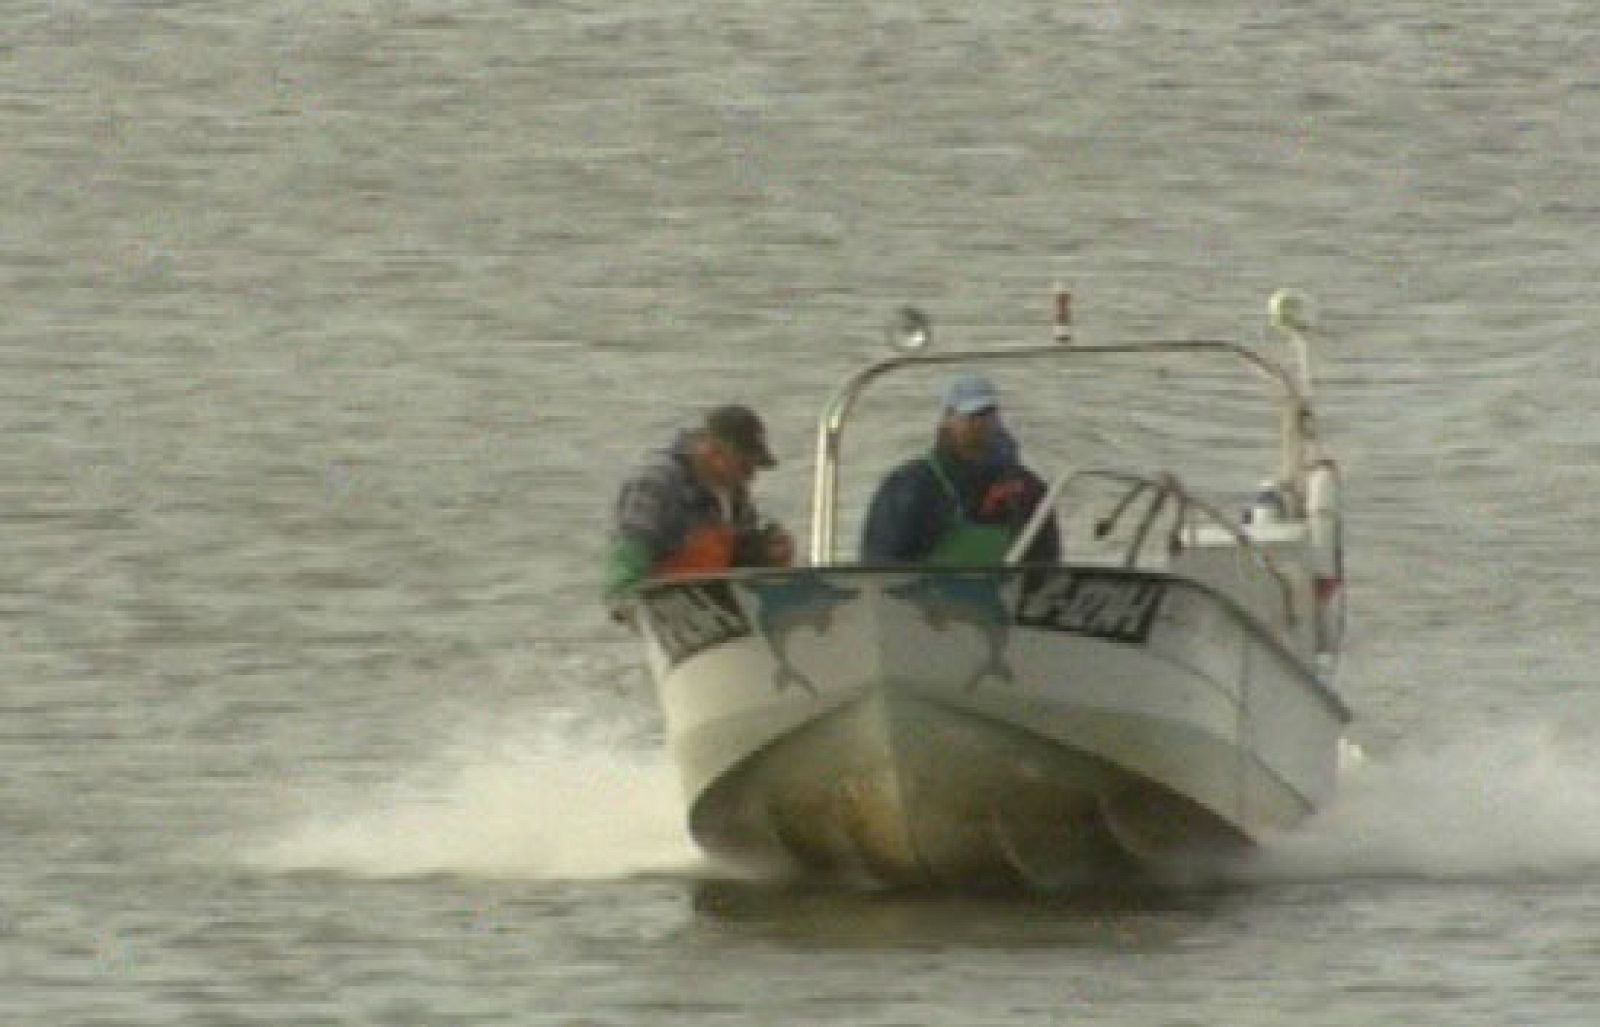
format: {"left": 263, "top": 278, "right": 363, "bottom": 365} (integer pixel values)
{"left": 1007, "top": 467, "right": 1298, "bottom": 627}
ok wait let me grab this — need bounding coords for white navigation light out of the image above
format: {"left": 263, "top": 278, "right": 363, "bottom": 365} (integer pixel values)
{"left": 888, "top": 306, "right": 932, "bottom": 352}
{"left": 1267, "top": 288, "right": 1317, "bottom": 397}
{"left": 1269, "top": 288, "right": 1315, "bottom": 335}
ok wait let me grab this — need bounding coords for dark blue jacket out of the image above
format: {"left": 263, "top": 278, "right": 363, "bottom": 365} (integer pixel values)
{"left": 859, "top": 432, "right": 1060, "bottom": 565}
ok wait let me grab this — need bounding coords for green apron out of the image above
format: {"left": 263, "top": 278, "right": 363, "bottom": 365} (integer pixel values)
{"left": 923, "top": 456, "right": 1013, "bottom": 566}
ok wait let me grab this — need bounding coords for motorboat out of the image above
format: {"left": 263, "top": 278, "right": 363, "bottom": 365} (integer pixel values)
{"left": 625, "top": 289, "right": 1352, "bottom": 888}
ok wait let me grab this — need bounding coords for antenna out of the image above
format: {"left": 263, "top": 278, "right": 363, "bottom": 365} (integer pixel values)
{"left": 1052, "top": 284, "right": 1073, "bottom": 343}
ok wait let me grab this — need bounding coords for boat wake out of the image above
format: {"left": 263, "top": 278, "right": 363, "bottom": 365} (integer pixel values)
{"left": 242, "top": 728, "right": 703, "bottom": 881}
{"left": 1252, "top": 719, "right": 1600, "bottom": 882}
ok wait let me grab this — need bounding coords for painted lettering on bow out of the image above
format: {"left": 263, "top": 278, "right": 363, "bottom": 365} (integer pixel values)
{"left": 1016, "top": 571, "right": 1165, "bottom": 642}
{"left": 643, "top": 581, "right": 752, "bottom": 666}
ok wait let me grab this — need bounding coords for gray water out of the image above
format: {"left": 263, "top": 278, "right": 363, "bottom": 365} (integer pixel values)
{"left": 7, "top": 1, "right": 1600, "bottom": 1022}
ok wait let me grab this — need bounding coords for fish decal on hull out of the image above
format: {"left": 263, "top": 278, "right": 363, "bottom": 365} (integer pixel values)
{"left": 887, "top": 573, "right": 1015, "bottom": 690}
{"left": 745, "top": 573, "right": 862, "bottom": 695}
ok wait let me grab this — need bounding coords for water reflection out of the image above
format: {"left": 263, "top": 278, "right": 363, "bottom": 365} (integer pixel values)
{"left": 687, "top": 875, "right": 1245, "bottom": 951}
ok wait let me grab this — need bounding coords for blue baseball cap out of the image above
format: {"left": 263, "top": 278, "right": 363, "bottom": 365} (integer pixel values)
{"left": 943, "top": 373, "right": 1000, "bottom": 415}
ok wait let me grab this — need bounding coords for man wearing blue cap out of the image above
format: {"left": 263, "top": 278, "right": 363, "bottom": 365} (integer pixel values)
{"left": 860, "top": 374, "right": 1060, "bottom": 565}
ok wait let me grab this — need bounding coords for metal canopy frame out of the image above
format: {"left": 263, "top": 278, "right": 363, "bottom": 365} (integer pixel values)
{"left": 806, "top": 337, "right": 1319, "bottom": 565}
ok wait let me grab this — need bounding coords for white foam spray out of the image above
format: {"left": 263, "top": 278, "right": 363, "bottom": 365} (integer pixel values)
{"left": 248, "top": 719, "right": 704, "bottom": 881}
{"left": 1256, "top": 718, "right": 1600, "bottom": 881}
{"left": 244, "top": 701, "right": 1600, "bottom": 888}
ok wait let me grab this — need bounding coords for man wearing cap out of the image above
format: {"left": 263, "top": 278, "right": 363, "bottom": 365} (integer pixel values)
{"left": 860, "top": 374, "right": 1059, "bottom": 566}
{"left": 604, "top": 404, "right": 794, "bottom": 610}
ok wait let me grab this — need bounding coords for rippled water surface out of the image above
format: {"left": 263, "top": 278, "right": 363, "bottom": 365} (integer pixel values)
{"left": 6, "top": 1, "right": 1600, "bottom": 1023}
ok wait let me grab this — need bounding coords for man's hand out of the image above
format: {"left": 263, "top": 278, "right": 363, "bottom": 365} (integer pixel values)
{"left": 733, "top": 521, "right": 795, "bottom": 568}
{"left": 763, "top": 524, "right": 796, "bottom": 567}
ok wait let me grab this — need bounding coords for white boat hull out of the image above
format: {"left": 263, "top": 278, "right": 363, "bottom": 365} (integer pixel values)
{"left": 638, "top": 567, "right": 1349, "bottom": 887}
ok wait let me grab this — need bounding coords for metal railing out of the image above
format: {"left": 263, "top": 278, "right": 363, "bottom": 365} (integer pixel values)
{"left": 1008, "top": 467, "right": 1299, "bottom": 627}
{"left": 808, "top": 339, "right": 1318, "bottom": 566}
